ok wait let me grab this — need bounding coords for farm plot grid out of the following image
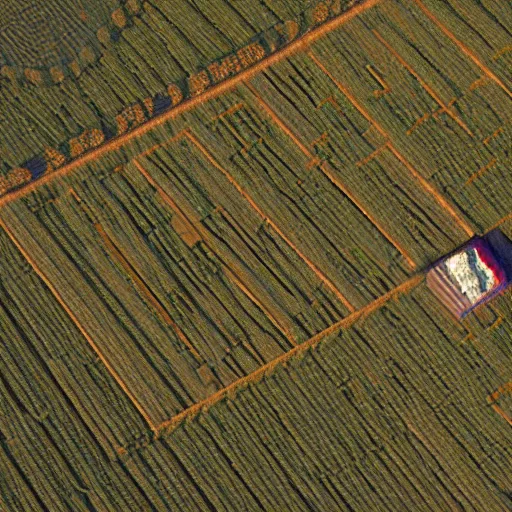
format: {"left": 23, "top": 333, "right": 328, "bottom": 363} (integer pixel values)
{"left": 0, "top": 0, "right": 511, "bottom": 510}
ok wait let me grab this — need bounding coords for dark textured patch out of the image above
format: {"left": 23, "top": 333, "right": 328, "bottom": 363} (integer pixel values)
{"left": 25, "top": 156, "right": 47, "bottom": 180}
{"left": 152, "top": 94, "right": 172, "bottom": 116}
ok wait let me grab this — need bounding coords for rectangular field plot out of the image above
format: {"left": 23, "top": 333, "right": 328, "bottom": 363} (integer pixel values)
{"left": 0, "top": 165, "right": 296, "bottom": 428}
{"left": 311, "top": 0, "right": 512, "bottom": 231}
{"left": 168, "top": 89, "right": 410, "bottom": 310}
{"left": 248, "top": 55, "right": 469, "bottom": 266}
{"left": 137, "top": 142, "right": 352, "bottom": 342}
{"left": 0, "top": 228, "right": 148, "bottom": 456}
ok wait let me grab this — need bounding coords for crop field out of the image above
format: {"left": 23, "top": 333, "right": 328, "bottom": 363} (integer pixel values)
{"left": 125, "top": 283, "right": 512, "bottom": 511}
{"left": 0, "top": 0, "right": 511, "bottom": 510}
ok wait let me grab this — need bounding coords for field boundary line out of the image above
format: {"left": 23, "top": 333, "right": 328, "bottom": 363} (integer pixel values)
{"left": 155, "top": 274, "right": 424, "bottom": 436}
{"left": 0, "top": 0, "right": 383, "bottom": 210}
{"left": 183, "top": 129, "right": 356, "bottom": 313}
{"left": 138, "top": 130, "right": 188, "bottom": 158}
{"left": 487, "top": 381, "right": 512, "bottom": 427}
{"left": 487, "top": 382, "right": 512, "bottom": 404}
{"left": 132, "top": 157, "right": 299, "bottom": 348}
{"left": 413, "top": 0, "right": 512, "bottom": 99}
{"left": 93, "top": 222, "right": 204, "bottom": 363}
{"left": 156, "top": 274, "right": 424, "bottom": 437}
{"left": 308, "top": 50, "right": 475, "bottom": 238}
{"left": 464, "top": 158, "right": 497, "bottom": 186}
{"left": 490, "top": 404, "right": 512, "bottom": 426}
{"left": 0, "top": 219, "right": 158, "bottom": 432}
{"left": 215, "top": 104, "right": 254, "bottom": 150}
{"left": 356, "top": 143, "right": 389, "bottom": 167}
{"left": 366, "top": 64, "right": 391, "bottom": 97}
{"left": 483, "top": 127, "right": 504, "bottom": 146}
{"left": 488, "top": 212, "right": 512, "bottom": 233}
{"left": 244, "top": 82, "right": 417, "bottom": 270}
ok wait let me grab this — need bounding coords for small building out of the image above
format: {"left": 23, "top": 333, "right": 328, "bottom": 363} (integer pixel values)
{"left": 427, "top": 231, "right": 511, "bottom": 318}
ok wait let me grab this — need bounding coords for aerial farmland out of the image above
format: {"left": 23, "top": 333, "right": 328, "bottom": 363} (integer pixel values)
{"left": 0, "top": 0, "right": 511, "bottom": 510}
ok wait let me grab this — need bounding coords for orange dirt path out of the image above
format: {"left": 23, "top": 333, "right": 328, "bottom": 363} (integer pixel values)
{"left": 0, "top": 0, "right": 384, "bottom": 210}
{"left": 155, "top": 273, "right": 424, "bottom": 435}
